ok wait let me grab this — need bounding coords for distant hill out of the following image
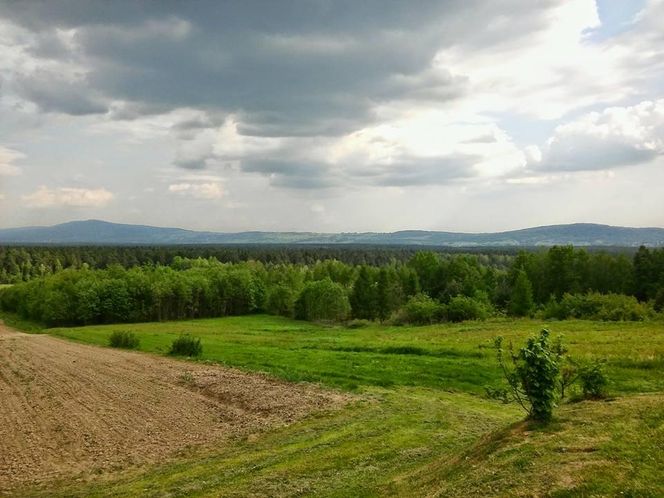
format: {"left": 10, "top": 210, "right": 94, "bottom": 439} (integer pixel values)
{"left": 0, "top": 220, "right": 663, "bottom": 247}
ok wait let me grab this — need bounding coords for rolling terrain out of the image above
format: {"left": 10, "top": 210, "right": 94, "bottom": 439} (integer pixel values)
{"left": 1, "top": 220, "right": 663, "bottom": 246}
{"left": 0, "top": 320, "right": 346, "bottom": 495}
{"left": 2, "top": 314, "right": 662, "bottom": 496}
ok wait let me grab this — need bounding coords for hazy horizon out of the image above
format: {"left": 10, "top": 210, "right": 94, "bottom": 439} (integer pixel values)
{"left": 1, "top": 1, "right": 663, "bottom": 232}
{"left": 2, "top": 218, "right": 664, "bottom": 235}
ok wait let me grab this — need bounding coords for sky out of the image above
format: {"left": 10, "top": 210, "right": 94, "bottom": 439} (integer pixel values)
{"left": 0, "top": 0, "right": 663, "bottom": 233}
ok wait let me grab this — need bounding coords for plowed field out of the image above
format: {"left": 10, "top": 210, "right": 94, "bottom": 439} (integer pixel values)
{"left": 0, "top": 322, "right": 347, "bottom": 493}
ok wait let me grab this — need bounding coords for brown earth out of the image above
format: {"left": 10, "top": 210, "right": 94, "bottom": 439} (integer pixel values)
{"left": 0, "top": 322, "right": 349, "bottom": 493}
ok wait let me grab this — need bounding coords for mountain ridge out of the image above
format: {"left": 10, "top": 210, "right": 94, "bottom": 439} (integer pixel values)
{"left": 0, "top": 220, "right": 663, "bottom": 246}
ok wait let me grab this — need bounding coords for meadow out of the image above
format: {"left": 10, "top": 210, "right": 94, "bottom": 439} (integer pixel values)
{"left": 10, "top": 314, "right": 663, "bottom": 497}
{"left": 51, "top": 315, "right": 664, "bottom": 394}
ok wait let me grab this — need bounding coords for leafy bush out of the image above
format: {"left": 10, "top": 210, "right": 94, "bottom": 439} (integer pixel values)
{"left": 169, "top": 334, "right": 203, "bottom": 357}
{"left": 108, "top": 330, "right": 140, "bottom": 349}
{"left": 493, "top": 329, "right": 562, "bottom": 423}
{"left": 294, "top": 278, "right": 351, "bottom": 322}
{"left": 542, "top": 293, "right": 651, "bottom": 321}
{"left": 444, "top": 294, "right": 491, "bottom": 322}
{"left": 398, "top": 293, "right": 443, "bottom": 325}
{"left": 265, "top": 284, "right": 297, "bottom": 317}
{"left": 578, "top": 361, "right": 608, "bottom": 399}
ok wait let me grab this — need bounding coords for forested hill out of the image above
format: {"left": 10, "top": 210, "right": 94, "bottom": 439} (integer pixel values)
{"left": 0, "top": 220, "right": 663, "bottom": 246}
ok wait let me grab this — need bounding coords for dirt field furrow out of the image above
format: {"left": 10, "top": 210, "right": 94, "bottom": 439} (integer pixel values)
{"left": 0, "top": 322, "right": 347, "bottom": 493}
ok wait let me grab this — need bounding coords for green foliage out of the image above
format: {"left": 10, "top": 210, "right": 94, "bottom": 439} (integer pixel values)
{"left": 350, "top": 266, "right": 378, "bottom": 320}
{"left": 397, "top": 293, "right": 443, "bottom": 325}
{"left": 376, "top": 267, "right": 405, "bottom": 321}
{"left": 444, "top": 294, "right": 491, "bottom": 322}
{"left": 508, "top": 269, "right": 534, "bottom": 317}
{"left": 265, "top": 284, "right": 297, "bottom": 317}
{"left": 295, "top": 278, "right": 351, "bottom": 322}
{"left": 654, "top": 287, "right": 664, "bottom": 312}
{"left": 0, "top": 263, "right": 268, "bottom": 326}
{"left": 494, "top": 329, "right": 562, "bottom": 422}
{"left": 1, "top": 244, "right": 661, "bottom": 328}
{"left": 633, "top": 245, "right": 664, "bottom": 301}
{"left": 543, "top": 292, "right": 651, "bottom": 321}
{"left": 169, "top": 334, "right": 203, "bottom": 357}
{"left": 578, "top": 361, "right": 609, "bottom": 399}
{"left": 108, "top": 330, "right": 140, "bottom": 349}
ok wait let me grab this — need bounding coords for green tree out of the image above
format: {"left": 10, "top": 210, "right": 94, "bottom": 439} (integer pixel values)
{"left": 265, "top": 284, "right": 297, "bottom": 317}
{"left": 376, "top": 267, "right": 403, "bottom": 321}
{"left": 508, "top": 270, "right": 534, "bottom": 317}
{"left": 295, "top": 278, "right": 350, "bottom": 322}
{"left": 350, "top": 266, "right": 378, "bottom": 319}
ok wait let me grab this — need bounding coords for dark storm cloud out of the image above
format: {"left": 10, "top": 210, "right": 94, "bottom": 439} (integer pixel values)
{"left": 239, "top": 153, "right": 479, "bottom": 189}
{"left": 353, "top": 154, "right": 480, "bottom": 186}
{"left": 14, "top": 71, "right": 107, "bottom": 115}
{"left": 1, "top": 0, "right": 578, "bottom": 193}
{"left": 242, "top": 158, "right": 339, "bottom": 189}
{"left": 2, "top": 0, "right": 558, "bottom": 137}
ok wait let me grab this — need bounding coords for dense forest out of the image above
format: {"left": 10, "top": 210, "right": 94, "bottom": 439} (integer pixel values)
{"left": 0, "top": 245, "right": 522, "bottom": 283}
{"left": 0, "top": 246, "right": 663, "bottom": 327}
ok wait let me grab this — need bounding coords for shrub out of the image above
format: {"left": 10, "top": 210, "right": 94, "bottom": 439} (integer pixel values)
{"left": 444, "top": 294, "right": 491, "bottom": 322}
{"left": 398, "top": 293, "right": 443, "bottom": 325}
{"left": 578, "top": 361, "right": 608, "bottom": 399}
{"left": 169, "top": 334, "right": 203, "bottom": 357}
{"left": 493, "top": 329, "right": 562, "bottom": 423}
{"left": 294, "top": 278, "right": 351, "bottom": 322}
{"left": 108, "top": 330, "right": 140, "bottom": 349}
{"left": 542, "top": 293, "right": 651, "bottom": 321}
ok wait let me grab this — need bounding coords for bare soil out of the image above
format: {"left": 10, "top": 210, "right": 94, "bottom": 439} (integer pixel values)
{"left": 0, "top": 322, "right": 348, "bottom": 493}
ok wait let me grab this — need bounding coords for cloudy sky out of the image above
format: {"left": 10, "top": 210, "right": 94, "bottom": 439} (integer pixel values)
{"left": 0, "top": 0, "right": 663, "bottom": 232}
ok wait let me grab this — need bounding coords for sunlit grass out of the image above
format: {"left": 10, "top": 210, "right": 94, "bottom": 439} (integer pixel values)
{"left": 8, "top": 315, "right": 664, "bottom": 497}
{"left": 49, "top": 315, "right": 664, "bottom": 394}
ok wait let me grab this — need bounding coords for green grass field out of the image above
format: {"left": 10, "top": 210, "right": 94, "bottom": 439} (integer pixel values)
{"left": 50, "top": 315, "right": 664, "bottom": 394}
{"left": 11, "top": 315, "right": 664, "bottom": 496}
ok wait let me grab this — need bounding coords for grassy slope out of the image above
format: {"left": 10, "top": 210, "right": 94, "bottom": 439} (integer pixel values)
{"left": 12, "top": 315, "right": 664, "bottom": 497}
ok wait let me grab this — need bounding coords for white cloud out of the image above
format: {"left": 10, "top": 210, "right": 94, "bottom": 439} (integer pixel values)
{"left": 0, "top": 146, "right": 23, "bottom": 176}
{"left": 168, "top": 182, "right": 224, "bottom": 200}
{"left": 433, "top": 0, "right": 656, "bottom": 120}
{"left": 22, "top": 186, "right": 114, "bottom": 207}
{"left": 530, "top": 99, "right": 664, "bottom": 171}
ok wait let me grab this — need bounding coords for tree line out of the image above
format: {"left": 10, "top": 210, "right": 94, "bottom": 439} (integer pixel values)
{"left": 0, "top": 246, "right": 662, "bottom": 327}
{"left": 0, "top": 245, "right": 521, "bottom": 283}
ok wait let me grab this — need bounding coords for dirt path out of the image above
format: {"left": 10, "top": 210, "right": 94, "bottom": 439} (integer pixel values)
{"left": 0, "top": 322, "right": 348, "bottom": 493}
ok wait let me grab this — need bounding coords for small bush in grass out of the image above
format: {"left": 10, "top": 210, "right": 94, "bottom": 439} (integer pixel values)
{"left": 108, "top": 330, "right": 140, "bottom": 349}
{"left": 578, "top": 361, "right": 608, "bottom": 399}
{"left": 169, "top": 334, "right": 203, "bottom": 357}
{"left": 493, "top": 329, "right": 562, "bottom": 423}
